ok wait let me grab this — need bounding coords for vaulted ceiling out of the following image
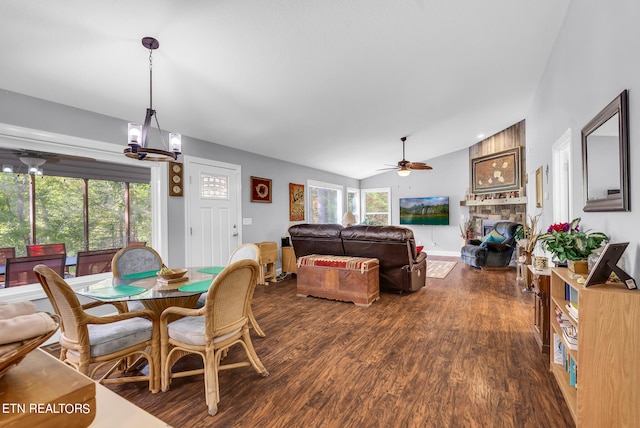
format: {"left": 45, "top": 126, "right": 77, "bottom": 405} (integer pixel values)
{"left": 0, "top": 1, "right": 570, "bottom": 179}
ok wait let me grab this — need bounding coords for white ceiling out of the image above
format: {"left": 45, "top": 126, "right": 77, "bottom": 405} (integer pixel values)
{"left": 0, "top": 1, "right": 570, "bottom": 179}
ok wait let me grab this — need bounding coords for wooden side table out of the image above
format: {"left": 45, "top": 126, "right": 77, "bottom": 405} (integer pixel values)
{"left": 256, "top": 241, "right": 278, "bottom": 284}
{"left": 281, "top": 246, "right": 297, "bottom": 275}
{"left": 528, "top": 265, "right": 551, "bottom": 353}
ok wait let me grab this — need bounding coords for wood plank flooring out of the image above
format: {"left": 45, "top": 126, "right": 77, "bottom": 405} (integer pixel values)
{"left": 63, "top": 257, "right": 575, "bottom": 427}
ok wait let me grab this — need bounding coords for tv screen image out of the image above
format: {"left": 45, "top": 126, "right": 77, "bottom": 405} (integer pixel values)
{"left": 399, "top": 197, "right": 449, "bottom": 226}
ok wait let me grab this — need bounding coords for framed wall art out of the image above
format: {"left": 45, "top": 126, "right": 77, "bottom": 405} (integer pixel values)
{"left": 250, "top": 176, "right": 272, "bottom": 203}
{"left": 471, "top": 147, "right": 522, "bottom": 194}
{"left": 536, "top": 166, "right": 543, "bottom": 208}
{"left": 289, "top": 183, "right": 305, "bottom": 221}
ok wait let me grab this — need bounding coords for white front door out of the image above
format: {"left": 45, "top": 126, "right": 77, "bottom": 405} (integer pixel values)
{"left": 185, "top": 156, "right": 241, "bottom": 267}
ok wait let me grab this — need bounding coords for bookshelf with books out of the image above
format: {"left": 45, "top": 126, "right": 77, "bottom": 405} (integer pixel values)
{"left": 550, "top": 267, "right": 640, "bottom": 427}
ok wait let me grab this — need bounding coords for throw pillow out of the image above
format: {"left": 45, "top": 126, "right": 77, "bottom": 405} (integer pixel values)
{"left": 483, "top": 230, "right": 505, "bottom": 244}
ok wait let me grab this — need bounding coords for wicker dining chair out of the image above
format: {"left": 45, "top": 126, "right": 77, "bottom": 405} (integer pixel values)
{"left": 160, "top": 259, "right": 269, "bottom": 416}
{"left": 197, "top": 243, "right": 266, "bottom": 337}
{"left": 112, "top": 245, "right": 163, "bottom": 278}
{"left": 33, "top": 264, "right": 160, "bottom": 393}
{"left": 112, "top": 245, "right": 163, "bottom": 312}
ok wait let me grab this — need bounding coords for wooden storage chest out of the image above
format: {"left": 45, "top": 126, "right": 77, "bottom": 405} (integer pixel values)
{"left": 296, "top": 254, "right": 379, "bottom": 307}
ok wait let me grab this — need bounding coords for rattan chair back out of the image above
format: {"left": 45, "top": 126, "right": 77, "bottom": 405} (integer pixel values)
{"left": 112, "top": 245, "right": 162, "bottom": 277}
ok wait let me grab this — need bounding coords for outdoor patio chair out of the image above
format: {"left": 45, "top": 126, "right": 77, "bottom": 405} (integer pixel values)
{"left": 5, "top": 254, "right": 65, "bottom": 287}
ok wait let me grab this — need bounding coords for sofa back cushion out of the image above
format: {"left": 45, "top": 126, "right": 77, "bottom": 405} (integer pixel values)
{"left": 288, "top": 223, "right": 345, "bottom": 257}
{"left": 341, "top": 225, "right": 417, "bottom": 286}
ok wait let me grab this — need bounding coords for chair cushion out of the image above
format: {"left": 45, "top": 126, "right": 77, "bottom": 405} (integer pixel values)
{"left": 167, "top": 315, "right": 240, "bottom": 346}
{"left": 79, "top": 317, "right": 153, "bottom": 357}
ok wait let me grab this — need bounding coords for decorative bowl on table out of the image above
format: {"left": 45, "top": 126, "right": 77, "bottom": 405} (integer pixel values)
{"left": 156, "top": 268, "right": 188, "bottom": 280}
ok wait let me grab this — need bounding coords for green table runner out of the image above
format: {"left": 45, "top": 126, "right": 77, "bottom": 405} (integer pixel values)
{"left": 122, "top": 270, "right": 158, "bottom": 279}
{"left": 178, "top": 280, "right": 212, "bottom": 293}
{"left": 84, "top": 285, "right": 147, "bottom": 299}
{"left": 197, "top": 266, "right": 225, "bottom": 275}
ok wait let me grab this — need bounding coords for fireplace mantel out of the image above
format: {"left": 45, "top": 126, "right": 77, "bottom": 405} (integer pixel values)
{"left": 460, "top": 197, "right": 527, "bottom": 207}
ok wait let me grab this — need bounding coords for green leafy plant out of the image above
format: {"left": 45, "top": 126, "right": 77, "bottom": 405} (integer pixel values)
{"left": 537, "top": 217, "right": 608, "bottom": 262}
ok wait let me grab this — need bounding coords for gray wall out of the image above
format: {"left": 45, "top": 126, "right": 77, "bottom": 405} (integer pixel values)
{"left": 0, "top": 89, "right": 359, "bottom": 269}
{"left": 525, "top": 0, "right": 640, "bottom": 278}
{"left": 361, "top": 147, "right": 469, "bottom": 256}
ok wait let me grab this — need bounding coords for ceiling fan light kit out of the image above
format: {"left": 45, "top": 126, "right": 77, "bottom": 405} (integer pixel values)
{"left": 125, "top": 37, "right": 182, "bottom": 162}
{"left": 19, "top": 156, "right": 46, "bottom": 175}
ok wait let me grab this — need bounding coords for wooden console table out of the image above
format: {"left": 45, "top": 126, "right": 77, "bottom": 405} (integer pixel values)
{"left": 527, "top": 265, "right": 550, "bottom": 353}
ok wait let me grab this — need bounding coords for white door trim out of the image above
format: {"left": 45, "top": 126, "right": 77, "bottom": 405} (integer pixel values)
{"left": 183, "top": 155, "right": 242, "bottom": 266}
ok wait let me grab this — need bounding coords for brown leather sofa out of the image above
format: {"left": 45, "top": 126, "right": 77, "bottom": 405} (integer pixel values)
{"left": 288, "top": 224, "right": 427, "bottom": 293}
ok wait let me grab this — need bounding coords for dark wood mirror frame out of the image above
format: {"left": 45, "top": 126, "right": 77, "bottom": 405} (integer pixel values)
{"left": 582, "top": 89, "right": 629, "bottom": 212}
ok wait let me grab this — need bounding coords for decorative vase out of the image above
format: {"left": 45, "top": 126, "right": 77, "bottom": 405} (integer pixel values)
{"left": 533, "top": 256, "right": 548, "bottom": 271}
{"left": 568, "top": 259, "right": 588, "bottom": 275}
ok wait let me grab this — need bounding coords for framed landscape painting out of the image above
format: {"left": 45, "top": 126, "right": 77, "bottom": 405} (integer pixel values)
{"left": 471, "top": 147, "right": 522, "bottom": 194}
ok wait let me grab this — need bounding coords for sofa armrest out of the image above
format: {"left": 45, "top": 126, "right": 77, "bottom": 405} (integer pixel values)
{"left": 414, "top": 251, "right": 427, "bottom": 264}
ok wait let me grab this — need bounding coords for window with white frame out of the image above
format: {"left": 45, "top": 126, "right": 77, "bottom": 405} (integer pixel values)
{"left": 346, "top": 187, "right": 360, "bottom": 224}
{"left": 361, "top": 187, "right": 391, "bottom": 226}
{"left": 307, "top": 180, "right": 343, "bottom": 224}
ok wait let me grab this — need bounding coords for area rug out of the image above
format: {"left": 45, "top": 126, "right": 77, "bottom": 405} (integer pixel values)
{"left": 426, "top": 260, "right": 457, "bottom": 279}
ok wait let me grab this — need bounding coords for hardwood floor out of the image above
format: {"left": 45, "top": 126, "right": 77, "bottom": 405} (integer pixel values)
{"left": 73, "top": 257, "right": 574, "bottom": 427}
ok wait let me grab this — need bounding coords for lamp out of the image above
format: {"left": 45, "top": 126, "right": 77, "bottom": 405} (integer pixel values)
{"left": 125, "top": 37, "right": 181, "bottom": 162}
{"left": 342, "top": 212, "right": 356, "bottom": 226}
{"left": 19, "top": 157, "right": 46, "bottom": 175}
{"left": 2, "top": 164, "right": 13, "bottom": 173}
{"left": 397, "top": 167, "right": 411, "bottom": 177}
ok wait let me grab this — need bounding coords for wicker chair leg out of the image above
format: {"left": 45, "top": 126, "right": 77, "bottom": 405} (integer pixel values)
{"left": 205, "top": 348, "right": 222, "bottom": 416}
{"left": 248, "top": 308, "right": 266, "bottom": 337}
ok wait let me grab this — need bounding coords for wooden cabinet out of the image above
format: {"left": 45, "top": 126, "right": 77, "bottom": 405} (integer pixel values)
{"left": 549, "top": 268, "right": 640, "bottom": 427}
{"left": 528, "top": 265, "right": 550, "bottom": 353}
{"left": 282, "top": 246, "right": 297, "bottom": 274}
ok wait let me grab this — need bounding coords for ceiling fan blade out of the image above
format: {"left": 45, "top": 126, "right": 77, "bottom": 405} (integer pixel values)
{"left": 407, "top": 163, "right": 432, "bottom": 170}
{"left": 376, "top": 166, "right": 400, "bottom": 171}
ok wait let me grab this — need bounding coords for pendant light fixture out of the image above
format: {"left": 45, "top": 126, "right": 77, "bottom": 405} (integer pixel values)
{"left": 125, "top": 37, "right": 181, "bottom": 162}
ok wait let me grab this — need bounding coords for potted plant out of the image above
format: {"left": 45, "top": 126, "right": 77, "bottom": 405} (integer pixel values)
{"left": 515, "top": 212, "right": 543, "bottom": 259}
{"left": 537, "top": 218, "right": 609, "bottom": 273}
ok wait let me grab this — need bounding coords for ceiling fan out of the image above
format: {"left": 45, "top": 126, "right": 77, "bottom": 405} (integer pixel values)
{"left": 0, "top": 149, "right": 95, "bottom": 174}
{"left": 379, "top": 136, "right": 433, "bottom": 176}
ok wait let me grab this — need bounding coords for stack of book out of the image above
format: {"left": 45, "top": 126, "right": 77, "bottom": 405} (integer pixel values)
{"left": 561, "top": 324, "right": 578, "bottom": 350}
{"left": 565, "top": 303, "right": 579, "bottom": 322}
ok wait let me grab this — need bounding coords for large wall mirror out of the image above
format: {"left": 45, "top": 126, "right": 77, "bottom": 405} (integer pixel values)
{"left": 582, "top": 89, "right": 629, "bottom": 211}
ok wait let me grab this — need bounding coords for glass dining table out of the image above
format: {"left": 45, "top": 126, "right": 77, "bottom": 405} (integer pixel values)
{"left": 76, "top": 266, "right": 225, "bottom": 317}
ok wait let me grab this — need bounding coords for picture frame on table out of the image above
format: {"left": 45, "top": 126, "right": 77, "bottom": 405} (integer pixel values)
{"left": 250, "top": 176, "right": 272, "bottom": 203}
{"left": 471, "top": 147, "right": 522, "bottom": 194}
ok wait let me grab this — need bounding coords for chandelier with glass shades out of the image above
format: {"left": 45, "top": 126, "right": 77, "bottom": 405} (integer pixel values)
{"left": 125, "top": 37, "right": 181, "bottom": 162}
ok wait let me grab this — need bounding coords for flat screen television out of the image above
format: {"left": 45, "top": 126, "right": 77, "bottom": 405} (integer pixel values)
{"left": 399, "top": 197, "right": 449, "bottom": 226}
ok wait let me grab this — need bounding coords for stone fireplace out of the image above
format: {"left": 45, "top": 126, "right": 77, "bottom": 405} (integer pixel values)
{"left": 468, "top": 202, "right": 525, "bottom": 239}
